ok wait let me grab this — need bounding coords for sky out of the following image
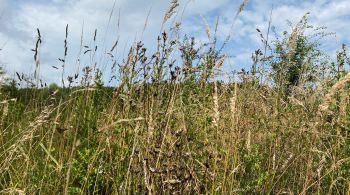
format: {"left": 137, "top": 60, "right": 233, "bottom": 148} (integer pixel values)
{"left": 0, "top": 0, "right": 349, "bottom": 85}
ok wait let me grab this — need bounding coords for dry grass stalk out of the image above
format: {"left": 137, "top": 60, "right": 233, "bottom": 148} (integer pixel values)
{"left": 98, "top": 117, "right": 144, "bottom": 132}
{"left": 230, "top": 82, "right": 238, "bottom": 143}
{"left": 213, "top": 81, "right": 219, "bottom": 128}
{"left": 230, "top": 82, "right": 237, "bottom": 124}
{"left": 143, "top": 159, "right": 152, "bottom": 194}
{"left": 143, "top": 7, "right": 152, "bottom": 33}
{"left": 214, "top": 16, "right": 220, "bottom": 34}
{"left": 223, "top": 0, "right": 249, "bottom": 46}
{"left": 147, "top": 99, "right": 155, "bottom": 141}
{"left": 125, "top": 124, "right": 141, "bottom": 192}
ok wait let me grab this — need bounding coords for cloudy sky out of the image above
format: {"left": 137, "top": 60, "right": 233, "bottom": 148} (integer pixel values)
{"left": 0, "top": 0, "right": 349, "bottom": 85}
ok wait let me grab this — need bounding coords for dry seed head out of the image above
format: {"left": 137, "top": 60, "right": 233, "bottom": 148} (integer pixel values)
{"left": 246, "top": 130, "right": 251, "bottom": 151}
{"left": 201, "top": 15, "right": 212, "bottom": 40}
{"left": 163, "top": 0, "right": 179, "bottom": 24}
{"left": 287, "top": 29, "right": 299, "bottom": 57}
{"left": 338, "top": 89, "right": 349, "bottom": 125}
{"left": 281, "top": 153, "right": 293, "bottom": 170}
{"left": 319, "top": 71, "right": 350, "bottom": 113}
{"left": 2, "top": 102, "right": 8, "bottom": 120}
{"left": 287, "top": 12, "right": 309, "bottom": 58}
{"left": 316, "top": 155, "right": 326, "bottom": 176}
{"left": 214, "top": 54, "right": 226, "bottom": 69}
{"left": 239, "top": 0, "right": 248, "bottom": 13}
{"left": 0, "top": 188, "right": 25, "bottom": 195}
{"left": 126, "top": 47, "right": 134, "bottom": 65}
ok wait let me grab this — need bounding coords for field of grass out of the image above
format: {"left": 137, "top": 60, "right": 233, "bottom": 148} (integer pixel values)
{"left": 1, "top": 1, "right": 350, "bottom": 194}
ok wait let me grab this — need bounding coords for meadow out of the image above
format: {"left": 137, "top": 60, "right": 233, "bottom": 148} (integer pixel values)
{"left": 1, "top": 0, "right": 350, "bottom": 194}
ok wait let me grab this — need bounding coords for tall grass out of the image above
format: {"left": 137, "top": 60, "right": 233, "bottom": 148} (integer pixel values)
{"left": 1, "top": 1, "right": 350, "bottom": 194}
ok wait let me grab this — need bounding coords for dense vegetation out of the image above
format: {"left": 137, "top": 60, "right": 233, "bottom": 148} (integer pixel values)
{"left": 1, "top": 2, "right": 350, "bottom": 194}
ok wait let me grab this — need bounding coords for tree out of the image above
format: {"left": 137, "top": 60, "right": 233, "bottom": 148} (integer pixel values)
{"left": 266, "top": 13, "right": 330, "bottom": 95}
